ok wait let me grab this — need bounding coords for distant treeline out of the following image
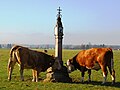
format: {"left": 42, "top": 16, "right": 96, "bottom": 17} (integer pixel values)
{"left": 0, "top": 44, "right": 12, "bottom": 49}
{"left": 0, "top": 44, "right": 120, "bottom": 50}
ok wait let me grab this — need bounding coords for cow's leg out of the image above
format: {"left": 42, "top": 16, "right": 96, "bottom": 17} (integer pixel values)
{"left": 111, "top": 69, "right": 115, "bottom": 84}
{"left": 34, "top": 70, "right": 39, "bottom": 82}
{"left": 8, "top": 67, "right": 13, "bottom": 81}
{"left": 36, "top": 71, "right": 39, "bottom": 82}
{"left": 101, "top": 66, "right": 108, "bottom": 84}
{"left": 7, "top": 59, "right": 16, "bottom": 81}
{"left": 19, "top": 65, "right": 24, "bottom": 81}
{"left": 108, "top": 66, "right": 115, "bottom": 84}
{"left": 88, "top": 69, "right": 91, "bottom": 82}
{"left": 8, "top": 66, "right": 14, "bottom": 81}
{"left": 81, "top": 71, "right": 85, "bottom": 83}
{"left": 32, "top": 69, "right": 36, "bottom": 82}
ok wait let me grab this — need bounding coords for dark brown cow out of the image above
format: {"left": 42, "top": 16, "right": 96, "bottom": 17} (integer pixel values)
{"left": 7, "top": 45, "right": 61, "bottom": 82}
{"left": 66, "top": 48, "right": 115, "bottom": 84}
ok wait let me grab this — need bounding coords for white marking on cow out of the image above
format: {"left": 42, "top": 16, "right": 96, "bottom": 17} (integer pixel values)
{"left": 86, "top": 66, "right": 91, "bottom": 69}
{"left": 111, "top": 75, "right": 114, "bottom": 81}
{"left": 67, "top": 59, "right": 72, "bottom": 72}
{"left": 67, "top": 59, "right": 70, "bottom": 66}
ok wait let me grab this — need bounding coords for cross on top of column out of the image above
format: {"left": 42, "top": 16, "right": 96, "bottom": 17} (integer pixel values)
{"left": 57, "top": 7, "right": 62, "bottom": 17}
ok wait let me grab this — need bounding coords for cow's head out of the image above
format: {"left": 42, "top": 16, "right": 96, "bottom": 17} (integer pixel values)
{"left": 52, "top": 57, "right": 61, "bottom": 70}
{"left": 66, "top": 59, "right": 75, "bottom": 73}
{"left": 50, "top": 56, "right": 61, "bottom": 70}
{"left": 49, "top": 55, "right": 56, "bottom": 66}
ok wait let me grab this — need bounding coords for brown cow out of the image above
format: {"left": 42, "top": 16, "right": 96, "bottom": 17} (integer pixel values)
{"left": 7, "top": 45, "right": 61, "bottom": 82}
{"left": 66, "top": 48, "right": 115, "bottom": 84}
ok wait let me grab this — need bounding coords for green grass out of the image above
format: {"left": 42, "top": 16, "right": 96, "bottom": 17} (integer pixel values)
{"left": 0, "top": 49, "right": 120, "bottom": 90}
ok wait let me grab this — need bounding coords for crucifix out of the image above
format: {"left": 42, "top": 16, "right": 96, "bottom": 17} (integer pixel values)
{"left": 57, "top": 7, "right": 62, "bottom": 17}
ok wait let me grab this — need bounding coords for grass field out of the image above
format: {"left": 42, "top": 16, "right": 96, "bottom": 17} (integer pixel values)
{"left": 0, "top": 49, "right": 120, "bottom": 90}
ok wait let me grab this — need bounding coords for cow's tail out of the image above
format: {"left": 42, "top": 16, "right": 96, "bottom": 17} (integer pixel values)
{"left": 111, "top": 52, "right": 114, "bottom": 70}
{"left": 8, "top": 45, "right": 18, "bottom": 69}
{"left": 109, "top": 49, "right": 115, "bottom": 84}
{"left": 7, "top": 45, "right": 19, "bottom": 80}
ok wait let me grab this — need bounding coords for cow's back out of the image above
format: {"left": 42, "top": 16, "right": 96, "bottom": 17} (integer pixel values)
{"left": 75, "top": 48, "right": 113, "bottom": 69}
{"left": 15, "top": 47, "right": 55, "bottom": 71}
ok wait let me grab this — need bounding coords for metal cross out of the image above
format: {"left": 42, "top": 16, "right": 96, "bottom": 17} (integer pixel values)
{"left": 57, "top": 7, "right": 62, "bottom": 17}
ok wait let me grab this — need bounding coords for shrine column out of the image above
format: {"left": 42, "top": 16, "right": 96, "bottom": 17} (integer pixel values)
{"left": 54, "top": 7, "right": 63, "bottom": 65}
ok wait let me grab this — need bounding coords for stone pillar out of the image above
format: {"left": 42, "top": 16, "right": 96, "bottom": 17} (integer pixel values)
{"left": 43, "top": 7, "right": 71, "bottom": 83}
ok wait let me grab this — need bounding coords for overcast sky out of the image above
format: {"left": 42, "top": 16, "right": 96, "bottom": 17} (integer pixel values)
{"left": 0, "top": 0, "right": 120, "bottom": 45}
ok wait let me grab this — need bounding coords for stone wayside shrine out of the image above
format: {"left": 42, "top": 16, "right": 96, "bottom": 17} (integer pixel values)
{"left": 43, "top": 7, "right": 72, "bottom": 82}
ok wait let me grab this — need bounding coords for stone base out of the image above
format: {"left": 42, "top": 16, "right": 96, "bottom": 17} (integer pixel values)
{"left": 43, "top": 66, "right": 72, "bottom": 83}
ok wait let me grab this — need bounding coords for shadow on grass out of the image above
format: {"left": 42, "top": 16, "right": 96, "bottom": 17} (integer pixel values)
{"left": 71, "top": 81, "right": 120, "bottom": 88}
{"left": 11, "top": 76, "right": 120, "bottom": 88}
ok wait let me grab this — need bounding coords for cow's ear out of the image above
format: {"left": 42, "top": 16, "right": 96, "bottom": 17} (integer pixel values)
{"left": 51, "top": 54, "right": 55, "bottom": 57}
{"left": 51, "top": 55, "right": 55, "bottom": 60}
